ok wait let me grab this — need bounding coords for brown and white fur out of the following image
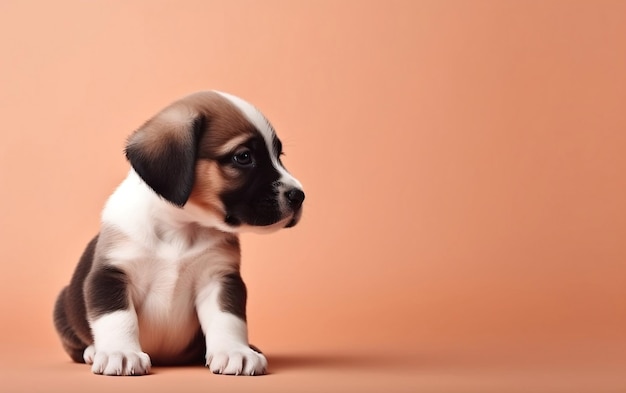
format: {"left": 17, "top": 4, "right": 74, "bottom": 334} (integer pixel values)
{"left": 53, "top": 91, "right": 305, "bottom": 376}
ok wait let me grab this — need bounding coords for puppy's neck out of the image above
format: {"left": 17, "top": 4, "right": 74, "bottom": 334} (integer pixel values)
{"left": 102, "top": 170, "right": 234, "bottom": 246}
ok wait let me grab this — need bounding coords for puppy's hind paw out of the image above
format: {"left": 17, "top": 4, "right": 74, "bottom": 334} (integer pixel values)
{"left": 83, "top": 345, "right": 96, "bottom": 364}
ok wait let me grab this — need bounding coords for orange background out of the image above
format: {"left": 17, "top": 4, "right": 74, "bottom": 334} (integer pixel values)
{"left": 1, "top": 1, "right": 625, "bottom": 392}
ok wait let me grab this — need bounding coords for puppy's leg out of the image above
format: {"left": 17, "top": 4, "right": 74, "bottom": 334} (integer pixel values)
{"left": 197, "top": 273, "right": 267, "bottom": 376}
{"left": 53, "top": 287, "right": 89, "bottom": 363}
{"left": 54, "top": 236, "right": 98, "bottom": 364}
{"left": 85, "top": 265, "right": 151, "bottom": 376}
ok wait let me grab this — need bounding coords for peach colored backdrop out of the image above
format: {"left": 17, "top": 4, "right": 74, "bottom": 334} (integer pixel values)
{"left": 1, "top": 1, "right": 625, "bottom": 392}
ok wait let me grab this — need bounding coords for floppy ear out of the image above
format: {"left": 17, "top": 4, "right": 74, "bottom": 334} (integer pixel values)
{"left": 125, "top": 108, "right": 206, "bottom": 207}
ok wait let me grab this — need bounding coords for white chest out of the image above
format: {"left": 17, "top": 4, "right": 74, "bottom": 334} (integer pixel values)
{"left": 122, "top": 249, "right": 205, "bottom": 357}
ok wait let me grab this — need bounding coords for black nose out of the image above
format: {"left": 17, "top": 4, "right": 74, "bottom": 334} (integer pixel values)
{"left": 285, "top": 188, "right": 305, "bottom": 209}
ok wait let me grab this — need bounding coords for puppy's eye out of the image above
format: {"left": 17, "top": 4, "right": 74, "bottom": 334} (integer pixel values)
{"left": 232, "top": 149, "right": 253, "bottom": 167}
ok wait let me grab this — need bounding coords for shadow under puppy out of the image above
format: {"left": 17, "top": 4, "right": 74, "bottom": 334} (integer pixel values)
{"left": 53, "top": 91, "right": 305, "bottom": 376}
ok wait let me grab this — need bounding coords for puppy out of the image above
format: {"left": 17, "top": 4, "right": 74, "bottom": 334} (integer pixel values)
{"left": 53, "top": 91, "right": 305, "bottom": 376}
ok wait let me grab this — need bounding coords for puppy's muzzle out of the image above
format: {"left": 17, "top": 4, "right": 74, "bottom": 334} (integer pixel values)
{"left": 284, "top": 188, "right": 305, "bottom": 228}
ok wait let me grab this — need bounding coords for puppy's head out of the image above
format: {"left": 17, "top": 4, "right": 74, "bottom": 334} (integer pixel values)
{"left": 125, "top": 91, "right": 304, "bottom": 233}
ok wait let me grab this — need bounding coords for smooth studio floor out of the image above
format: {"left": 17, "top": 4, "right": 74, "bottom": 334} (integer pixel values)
{"left": 1, "top": 339, "right": 625, "bottom": 393}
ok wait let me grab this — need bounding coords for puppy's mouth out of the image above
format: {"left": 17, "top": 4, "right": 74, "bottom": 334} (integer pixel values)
{"left": 225, "top": 211, "right": 295, "bottom": 227}
{"left": 224, "top": 207, "right": 302, "bottom": 233}
{"left": 284, "top": 208, "right": 302, "bottom": 228}
{"left": 224, "top": 213, "right": 243, "bottom": 227}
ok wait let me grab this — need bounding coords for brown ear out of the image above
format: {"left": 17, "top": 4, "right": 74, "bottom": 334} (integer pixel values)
{"left": 125, "top": 109, "right": 206, "bottom": 207}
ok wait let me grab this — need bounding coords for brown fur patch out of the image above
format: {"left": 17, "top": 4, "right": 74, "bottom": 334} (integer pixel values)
{"left": 179, "top": 92, "right": 258, "bottom": 159}
{"left": 219, "top": 272, "right": 247, "bottom": 321}
{"left": 187, "top": 160, "right": 227, "bottom": 218}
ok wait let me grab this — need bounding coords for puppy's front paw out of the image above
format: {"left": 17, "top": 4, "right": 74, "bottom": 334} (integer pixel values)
{"left": 91, "top": 350, "right": 151, "bottom": 376}
{"left": 206, "top": 345, "right": 267, "bottom": 376}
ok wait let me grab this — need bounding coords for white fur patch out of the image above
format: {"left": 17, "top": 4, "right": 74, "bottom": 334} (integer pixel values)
{"left": 89, "top": 310, "right": 151, "bottom": 375}
{"left": 83, "top": 345, "right": 95, "bottom": 364}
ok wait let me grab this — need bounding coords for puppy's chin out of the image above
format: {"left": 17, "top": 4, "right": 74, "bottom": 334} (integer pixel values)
{"left": 284, "top": 208, "right": 302, "bottom": 228}
{"left": 229, "top": 212, "right": 300, "bottom": 234}
{"left": 183, "top": 200, "right": 302, "bottom": 234}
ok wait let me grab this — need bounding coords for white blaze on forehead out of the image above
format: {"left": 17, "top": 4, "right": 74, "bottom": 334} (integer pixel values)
{"left": 214, "top": 91, "right": 303, "bottom": 189}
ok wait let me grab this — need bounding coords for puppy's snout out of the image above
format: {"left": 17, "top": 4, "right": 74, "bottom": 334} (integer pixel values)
{"left": 285, "top": 188, "right": 305, "bottom": 209}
